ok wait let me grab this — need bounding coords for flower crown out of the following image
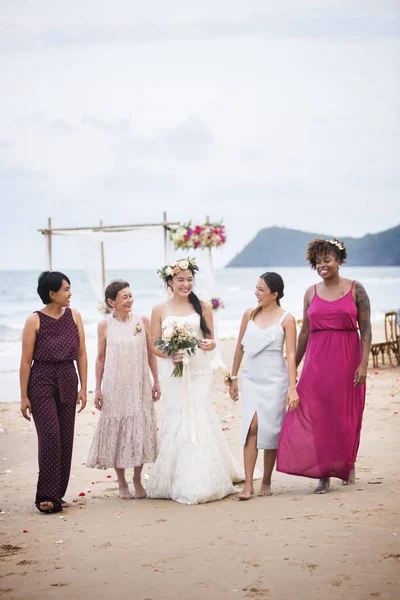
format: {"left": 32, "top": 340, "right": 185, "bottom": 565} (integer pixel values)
{"left": 157, "top": 257, "right": 199, "bottom": 281}
{"left": 327, "top": 239, "right": 344, "bottom": 251}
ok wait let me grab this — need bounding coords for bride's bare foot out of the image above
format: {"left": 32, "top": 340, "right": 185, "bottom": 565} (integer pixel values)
{"left": 133, "top": 480, "right": 146, "bottom": 499}
{"left": 238, "top": 486, "right": 254, "bottom": 501}
{"left": 314, "top": 478, "right": 330, "bottom": 494}
{"left": 119, "top": 486, "right": 134, "bottom": 500}
{"left": 342, "top": 466, "right": 356, "bottom": 485}
{"left": 258, "top": 483, "right": 273, "bottom": 497}
{"left": 61, "top": 499, "right": 71, "bottom": 508}
{"left": 39, "top": 501, "right": 54, "bottom": 512}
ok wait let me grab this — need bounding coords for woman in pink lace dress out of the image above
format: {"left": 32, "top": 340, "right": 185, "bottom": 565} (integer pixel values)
{"left": 277, "top": 239, "right": 371, "bottom": 494}
{"left": 87, "top": 280, "right": 160, "bottom": 499}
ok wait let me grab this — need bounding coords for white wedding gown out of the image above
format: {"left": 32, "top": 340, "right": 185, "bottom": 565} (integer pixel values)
{"left": 146, "top": 313, "right": 243, "bottom": 504}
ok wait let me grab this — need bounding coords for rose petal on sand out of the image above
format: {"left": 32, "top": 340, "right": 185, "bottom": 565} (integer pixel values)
{"left": 23, "top": 529, "right": 28, "bottom": 533}
{"left": 107, "top": 475, "right": 112, "bottom": 478}
{"left": 56, "top": 540, "right": 63, "bottom": 544}
{"left": 78, "top": 492, "right": 86, "bottom": 497}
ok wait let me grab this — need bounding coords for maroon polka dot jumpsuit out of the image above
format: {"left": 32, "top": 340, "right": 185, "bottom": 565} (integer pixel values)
{"left": 28, "top": 308, "right": 80, "bottom": 512}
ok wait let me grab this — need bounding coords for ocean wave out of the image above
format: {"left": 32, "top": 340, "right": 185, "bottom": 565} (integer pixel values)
{"left": 0, "top": 325, "right": 22, "bottom": 343}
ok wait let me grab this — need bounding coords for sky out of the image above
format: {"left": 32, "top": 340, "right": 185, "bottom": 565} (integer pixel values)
{"left": 0, "top": 0, "right": 399, "bottom": 270}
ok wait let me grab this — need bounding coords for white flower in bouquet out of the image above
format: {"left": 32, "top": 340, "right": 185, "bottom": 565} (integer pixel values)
{"left": 154, "top": 320, "right": 201, "bottom": 377}
{"left": 163, "top": 326, "right": 175, "bottom": 341}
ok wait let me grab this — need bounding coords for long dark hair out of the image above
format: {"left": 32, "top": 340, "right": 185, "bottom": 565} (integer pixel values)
{"left": 250, "top": 272, "right": 285, "bottom": 320}
{"left": 188, "top": 291, "right": 211, "bottom": 337}
{"left": 165, "top": 276, "right": 211, "bottom": 337}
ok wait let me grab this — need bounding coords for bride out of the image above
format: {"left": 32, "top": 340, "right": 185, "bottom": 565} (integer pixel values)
{"left": 146, "top": 257, "right": 243, "bottom": 504}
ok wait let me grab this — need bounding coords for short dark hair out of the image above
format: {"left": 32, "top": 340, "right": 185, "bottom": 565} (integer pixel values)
{"left": 104, "top": 280, "right": 130, "bottom": 308}
{"left": 37, "top": 271, "right": 71, "bottom": 304}
{"left": 306, "top": 238, "right": 347, "bottom": 269}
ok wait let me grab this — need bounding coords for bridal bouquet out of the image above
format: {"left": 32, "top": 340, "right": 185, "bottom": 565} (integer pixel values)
{"left": 154, "top": 321, "right": 201, "bottom": 377}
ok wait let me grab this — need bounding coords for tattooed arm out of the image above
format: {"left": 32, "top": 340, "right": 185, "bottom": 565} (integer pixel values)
{"left": 354, "top": 281, "right": 372, "bottom": 386}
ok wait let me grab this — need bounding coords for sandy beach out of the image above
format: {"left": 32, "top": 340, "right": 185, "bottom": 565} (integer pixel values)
{"left": 0, "top": 337, "right": 399, "bottom": 600}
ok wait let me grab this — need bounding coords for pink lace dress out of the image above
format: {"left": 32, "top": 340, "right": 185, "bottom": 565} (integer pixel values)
{"left": 87, "top": 313, "right": 156, "bottom": 468}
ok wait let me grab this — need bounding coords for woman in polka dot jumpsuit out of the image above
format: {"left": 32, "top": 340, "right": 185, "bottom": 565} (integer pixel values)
{"left": 20, "top": 271, "right": 87, "bottom": 513}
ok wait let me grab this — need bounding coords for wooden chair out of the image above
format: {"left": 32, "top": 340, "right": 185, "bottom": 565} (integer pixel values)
{"left": 370, "top": 342, "right": 389, "bottom": 368}
{"left": 384, "top": 311, "right": 400, "bottom": 365}
{"left": 369, "top": 311, "right": 400, "bottom": 368}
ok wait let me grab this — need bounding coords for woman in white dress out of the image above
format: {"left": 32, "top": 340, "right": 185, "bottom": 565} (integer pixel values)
{"left": 146, "top": 258, "right": 243, "bottom": 505}
{"left": 87, "top": 280, "right": 160, "bottom": 499}
{"left": 229, "top": 272, "right": 298, "bottom": 500}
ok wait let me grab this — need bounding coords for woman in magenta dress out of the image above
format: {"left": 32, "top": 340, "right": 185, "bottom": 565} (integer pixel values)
{"left": 277, "top": 239, "right": 371, "bottom": 494}
{"left": 20, "top": 271, "right": 87, "bottom": 513}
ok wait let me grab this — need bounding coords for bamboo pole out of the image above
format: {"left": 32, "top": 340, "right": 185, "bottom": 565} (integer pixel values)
{"left": 206, "top": 215, "right": 213, "bottom": 274}
{"left": 37, "top": 221, "right": 180, "bottom": 234}
{"left": 47, "top": 217, "right": 52, "bottom": 270}
{"left": 163, "top": 211, "right": 168, "bottom": 263}
{"left": 100, "top": 220, "right": 106, "bottom": 291}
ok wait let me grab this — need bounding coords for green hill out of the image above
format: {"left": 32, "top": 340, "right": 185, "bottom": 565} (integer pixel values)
{"left": 226, "top": 225, "right": 400, "bottom": 267}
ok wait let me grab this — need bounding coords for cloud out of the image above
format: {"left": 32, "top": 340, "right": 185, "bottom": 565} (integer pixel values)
{"left": 1, "top": 1, "right": 399, "bottom": 54}
{"left": 82, "top": 114, "right": 215, "bottom": 162}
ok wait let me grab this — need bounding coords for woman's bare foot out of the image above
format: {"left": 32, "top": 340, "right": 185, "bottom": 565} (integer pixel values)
{"left": 133, "top": 480, "right": 146, "bottom": 499}
{"left": 119, "top": 486, "right": 134, "bottom": 500}
{"left": 314, "top": 478, "right": 330, "bottom": 494}
{"left": 258, "top": 483, "right": 273, "bottom": 497}
{"left": 238, "top": 486, "right": 254, "bottom": 501}
{"left": 61, "top": 500, "right": 71, "bottom": 508}
{"left": 39, "top": 501, "right": 54, "bottom": 512}
{"left": 342, "top": 466, "right": 356, "bottom": 485}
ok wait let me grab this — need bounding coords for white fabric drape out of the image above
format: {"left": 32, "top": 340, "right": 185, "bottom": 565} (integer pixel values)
{"left": 53, "top": 228, "right": 159, "bottom": 302}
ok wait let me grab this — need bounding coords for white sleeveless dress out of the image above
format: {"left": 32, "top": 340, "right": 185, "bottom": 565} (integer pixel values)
{"left": 241, "top": 312, "right": 290, "bottom": 449}
{"left": 87, "top": 313, "right": 157, "bottom": 468}
{"left": 146, "top": 313, "right": 243, "bottom": 505}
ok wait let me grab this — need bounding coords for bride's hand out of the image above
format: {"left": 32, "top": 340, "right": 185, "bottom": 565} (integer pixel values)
{"left": 171, "top": 350, "right": 185, "bottom": 364}
{"left": 199, "top": 339, "right": 215, "bottom": 352}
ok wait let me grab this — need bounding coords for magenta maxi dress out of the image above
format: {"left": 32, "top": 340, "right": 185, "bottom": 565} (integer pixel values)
{"left": 277, "top": 282, "right": 366, "bottom": 481}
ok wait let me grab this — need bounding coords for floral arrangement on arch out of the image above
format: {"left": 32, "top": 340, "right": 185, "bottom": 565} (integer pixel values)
{"left": 211, "top": 297, "right": 225, "bottom": 311}
{"left": 170, "top": 221, "right": 226, "bottom": 250}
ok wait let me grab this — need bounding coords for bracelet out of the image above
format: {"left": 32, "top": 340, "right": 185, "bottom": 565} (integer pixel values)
{"left": 230, "top": 376, "right": 238, "bottom": 380}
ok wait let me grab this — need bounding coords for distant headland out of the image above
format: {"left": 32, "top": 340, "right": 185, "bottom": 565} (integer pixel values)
{"left": 226, "top": 225, "right": 400, "bottom": 267}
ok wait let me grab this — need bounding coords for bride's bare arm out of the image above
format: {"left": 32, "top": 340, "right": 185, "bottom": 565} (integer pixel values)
{"left": 199, "top": 301, "right": 216, "bottom": 352}
{"left": 150, "top": 304, "right": 170, "bottom": 359}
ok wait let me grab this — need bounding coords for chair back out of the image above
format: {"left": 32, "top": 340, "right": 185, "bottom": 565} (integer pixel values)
{"left": 385, "top": 311, "right": 399, "bottom": 344}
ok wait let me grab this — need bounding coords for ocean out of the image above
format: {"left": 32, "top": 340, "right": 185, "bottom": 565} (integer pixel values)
{"left": 1, "top": 266, "right": 399, "bottom": 402}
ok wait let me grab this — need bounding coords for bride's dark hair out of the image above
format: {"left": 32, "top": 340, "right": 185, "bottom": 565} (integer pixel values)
{"left": 165, "top": 275, "right": 211, "bottom": 337}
